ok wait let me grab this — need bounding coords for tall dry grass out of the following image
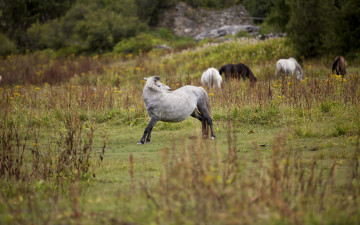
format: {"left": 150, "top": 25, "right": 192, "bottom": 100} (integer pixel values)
{"left": 142, "top": 123, "right": 360, "bottom": 225}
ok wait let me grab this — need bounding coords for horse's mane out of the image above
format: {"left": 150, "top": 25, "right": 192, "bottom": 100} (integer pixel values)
{"left": 289, "top": 58, "right": 303, "bottom": 74}
{"left": 219, "top": 66, "right": 225, "bottom": 75}
{"left": 294, "top": 61, "right": 303, "bottom": 74}
{"left": 248, "top": 69, "right": 257, "bottom": 81}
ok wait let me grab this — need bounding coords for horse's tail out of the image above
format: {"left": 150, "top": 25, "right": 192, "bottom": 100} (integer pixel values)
{"left": 332, "top": 56, "right": 340, "bottom": 73}
{"left": 213, "top": 69, "right": 222, "bottom": 88}
{"left": 340, "top": 56, "right": 347, "bottom": 76}
{"left": 275, "top": 61, "right": 281, "bottom": 77}
{"left": 200, "top": 87, "right": 212, "bottom": 137}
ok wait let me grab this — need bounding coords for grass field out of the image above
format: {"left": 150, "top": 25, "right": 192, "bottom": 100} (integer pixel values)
{"left": 1, "top": 38, "right": 360, "bottom": 225}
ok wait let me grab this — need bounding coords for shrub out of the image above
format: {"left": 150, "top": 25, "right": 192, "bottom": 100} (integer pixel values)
{"left": 0, "top": 33, "right": 17, "bottom": 56}
{"left": 114, "top": 33, "right": 154, "bottom": 55}
{"left": 27, "top": 21, "right": 65, "bottom": 50}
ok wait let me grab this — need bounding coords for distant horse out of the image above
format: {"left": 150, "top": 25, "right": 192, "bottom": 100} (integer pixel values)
{"left": 275, "top": 58, "right": 303, "bottom": 81}
{"left": 137, "top": 76, "right": 215, "bottom": 145}
{"left": 201, "top": 68, "right": 222, "bottom": 88}
{"left": 219, "top": 64, "right": 237, "bottom": 81}
{"left": 234, "top": 63, "right": 257, "bottom": 85}
{"left": 332, "top": 56, "right": 347, "bottom": 77}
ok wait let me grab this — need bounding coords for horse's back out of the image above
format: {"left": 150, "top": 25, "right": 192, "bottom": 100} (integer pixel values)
{"left": 145, "top": 88, "right": 197, "bottom": 122}
{"left": 276, "top": 59, "right": 295, "bottom": 73}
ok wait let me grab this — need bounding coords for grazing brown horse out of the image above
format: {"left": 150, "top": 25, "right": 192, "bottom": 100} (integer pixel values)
{"left": 332, "top": 56, "right": 347, "bottom": 77}
{"left": 219, "top": 64, "right": 237, "bottom": 81}
{"left": 219, "top": 63, "right": 257, "bottom": 86}
{"left": 234, "top": 63, "right": 257, "bottom": 85}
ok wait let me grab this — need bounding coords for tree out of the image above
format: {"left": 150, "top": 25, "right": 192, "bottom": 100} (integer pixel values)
{"left": 265, "top": 0, "right": 360, "bottom": 58}
{"left": 266, "top": 0, "right": 290, "bottom": 32}
{"left": 136, "top": 0, "right": 178, "bottom": 26}
{"left": 0, "top": 0, "right": 73, "bottom": 48}
{"left": 285, "top": 0, "right": 336, "bottom": 57}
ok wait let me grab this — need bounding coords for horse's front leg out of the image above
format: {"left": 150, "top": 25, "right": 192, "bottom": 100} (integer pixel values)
{"left": 137, "top": 118, "right": 158, "bottom": 145}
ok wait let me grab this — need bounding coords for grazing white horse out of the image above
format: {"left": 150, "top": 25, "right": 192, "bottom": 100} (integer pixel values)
{"left": 275, "top": 58, "right": 304, "bottom": 81}
{"left": 201, "top": 68, "right": 222, "bottom": 88}
{"left": 138, "top": 76, "right": 215, "bottom": 144}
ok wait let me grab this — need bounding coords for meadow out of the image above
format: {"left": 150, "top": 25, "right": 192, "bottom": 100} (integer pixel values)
{"left": 1, "top": 37, "right": 360, "bottom": 225}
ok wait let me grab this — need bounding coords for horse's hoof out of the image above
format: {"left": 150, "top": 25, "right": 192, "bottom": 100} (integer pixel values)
{"left": 210, "top": 136, "right": 215, "bottom": 140}
{"left": 145, "top": 140, "right": 150, "bottom": 144}
{"left": 137, "top": 142, "right": 144, "bottom": 145}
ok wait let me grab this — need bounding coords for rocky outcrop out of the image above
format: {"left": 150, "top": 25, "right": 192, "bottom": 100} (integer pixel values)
{"left": 194, "top": 25, "right": 259, "bottom": 40}
{"left": 158, "top": 2, "right": 258, "bottom": 40}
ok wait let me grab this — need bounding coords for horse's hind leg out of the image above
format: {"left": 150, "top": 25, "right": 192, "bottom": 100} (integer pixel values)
{"left": 197, "top": 104, "right": 215, "bottom": 139}
{"left": 191, "top": 111, "right": 208, "bottom": 138}
{"left": 137, "top": 118, "right": 158, "bottom": 145}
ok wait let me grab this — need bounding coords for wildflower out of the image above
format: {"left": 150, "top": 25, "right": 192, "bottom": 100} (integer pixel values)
{"left": 273, "top": 84, "right": 278, "bottom": 87}
{"left": 9, "top": 97, "right": 13, "bottom": 99}
{"left": 81, "top": 73, "right": 86, "bottom": 76}
{"left": 14, "top": 93, "right": 23, "bottom": 97}
{"left": 114, "top": 91, "right": 121, "bottom": 93}
{"left": 287, "top": 82, "right": 292, "bottom": 85}
{"left": 208, "top": 93, "right": 214, "bottom": 96}
{"left": 277, "top": 95, "right": 282, "bottom": 99}
{"left": 35, "top": 87, "right": 40, "bottom": 90}
{"left": 71, "top": 86, "right": 77, "bottom": 88}
{"left": 15, "top": 85, "right": 21, "bottom": 88}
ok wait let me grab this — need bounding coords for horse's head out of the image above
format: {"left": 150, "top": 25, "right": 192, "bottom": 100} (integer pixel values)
{"left": 144, "top": 76, "right": 171, "bottom": 92}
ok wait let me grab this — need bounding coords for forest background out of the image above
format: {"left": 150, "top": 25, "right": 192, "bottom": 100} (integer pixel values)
{"left": 1, "top": 0, "right": 359, "bottom": 59}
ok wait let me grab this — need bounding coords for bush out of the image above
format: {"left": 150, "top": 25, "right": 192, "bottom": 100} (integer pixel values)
{"left": 114, "top": 33, "right": 154, "bottom": 55}
{"left": 27, "top": 20, "right": 65, "bottom": 50}
{"left": 0, "top": 33, "right": 17, "bottom": 56}
{"left": 25, "top": 0, "right": 147, "bottom": 54}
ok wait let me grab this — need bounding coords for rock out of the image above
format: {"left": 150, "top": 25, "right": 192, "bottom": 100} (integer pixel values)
{"left": 256, "top": 32, "right": 287, "bottom": 40}
{"left": 158, "top": 2, "right": 255, "bottom": 40}
{"left": 155, "top": 44, "right": 172, "bottom": 50}
{"left": 194, "top": 25, "right": 259, "bottom": 40}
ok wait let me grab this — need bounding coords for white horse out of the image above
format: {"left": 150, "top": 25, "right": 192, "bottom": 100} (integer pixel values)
{"left": 275, "top": 58, "right": 304, "bottom": 81}
{"left": 201, "top": 68, "right": 222, "bottom": 88}
{"left": 138, "top": 76, "right": 215, "bottom": 145}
